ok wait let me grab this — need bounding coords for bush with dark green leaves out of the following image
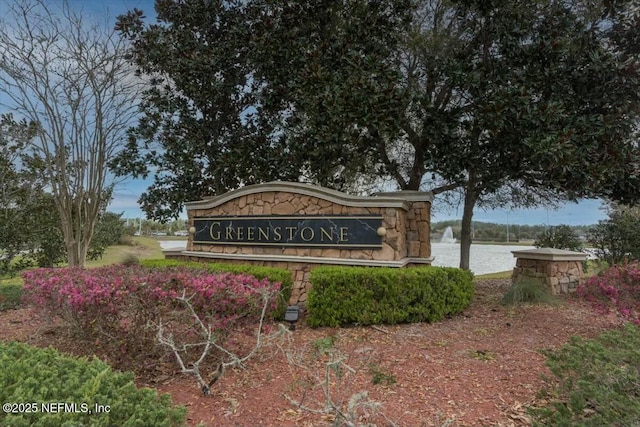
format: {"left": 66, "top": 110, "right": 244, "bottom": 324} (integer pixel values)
{"left": 588, "top": 205, "right": 640, "bottom": 265}
{"left": 306, "top": 266, "right": 474, "bottom": 327}
{"left": 532, "top": 324, "right": 640, "bottom": 426}
{"left": 534, "top": 224, "right": 583, "bottom": 252}
{"left": 140, "top": 258, "right": 293, "bottom": 318}
{"left": 0, "top": 283, "right": 22, "bottom": 311}
{"left": 0, "top": 341, "right": 186, "bottom": 427}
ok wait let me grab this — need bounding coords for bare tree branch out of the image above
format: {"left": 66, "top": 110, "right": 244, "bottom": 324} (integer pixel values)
{"left": 430, "top": 181, "right": 462, "bottom": 195}
{"left": 156, "top": 286, "right": 287, "bottom": 396}
{"left": 0, "top": 0, "right": 142, "bottom": 266}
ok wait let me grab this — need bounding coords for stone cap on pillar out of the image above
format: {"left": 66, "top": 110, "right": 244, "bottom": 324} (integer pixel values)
{"left": 511, "top": 247, "right": 588, "bottom": 261}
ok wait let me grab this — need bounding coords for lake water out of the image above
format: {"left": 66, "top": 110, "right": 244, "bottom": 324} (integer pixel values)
{"left": 158, "top": 240, "right": 189, "bottom": 251}
{"left": 431, "top": 242, "right": 534, "bottom": 275}
{"left": 158, "top": 240, "right": 531, "bottom": 275}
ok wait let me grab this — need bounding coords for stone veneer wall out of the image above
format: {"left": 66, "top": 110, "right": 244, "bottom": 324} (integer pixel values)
{"left": 165, "top": 182, "right": 433, "bottom": 305}
{"left": 511, "top": 248, "right": 587, "bottom": 295}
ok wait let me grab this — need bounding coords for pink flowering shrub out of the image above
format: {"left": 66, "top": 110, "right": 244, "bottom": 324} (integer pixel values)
{"left": 576, "top": 262, "right": 640, "bottom": 324}
{"left": 21, "top": 265, "right": 281, "bottom": 359}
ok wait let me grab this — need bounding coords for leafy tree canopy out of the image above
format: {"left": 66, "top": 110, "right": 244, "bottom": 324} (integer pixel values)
{"left": 114, "top": 1, "right": 298, "bottom": 220}
{"left": 112, "top": 0, "right": 413, "bottom": 220}
{"left": 405, "top": 0, "right": 640, "bottom": 267}
{"left": 534, "top": 225, "right": 583, "bottom": 252}
{"left": 114, "top": 0, "right": 640, "bottom": 273}
{"left": 0, "top": 114, "right": 47, "bottom": 275}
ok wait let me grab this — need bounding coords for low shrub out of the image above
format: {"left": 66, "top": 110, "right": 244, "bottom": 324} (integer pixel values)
{"left": 532, "top": 324, "right": 640, "bottom": 426}
{"left": 306, "top": 266, "right": 474, "bottom": 327}
{"left": 141, "top": 259, "right": 293, "bottom": 318}
{"left": 576, "top": 261, "right": 640, "bottom": 323}
{"left": 21, "top": 265, "right": 281, "bottom": 364}
{"left": 0, "top": 341, "right": 186, "bottom": 427}
{"left": 119, "top": 235, "right": 136, "bottom": 246}
{"left": 501, "top": 279, "right": 559, "bottom": 306}
{"left": 120, "top": 252, "right": 140, "bottom": 266}
{"left": 0, "top": 283, "right": 22, "bottom": 311}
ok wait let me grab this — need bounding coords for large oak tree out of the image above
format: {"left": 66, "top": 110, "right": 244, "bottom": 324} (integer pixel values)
{"left": 113, "top": 0, "right": 412, "bottom": 219}
{"left": 398, "top": 0, "right": 640, "bottom": 268}
{"left": 113, "top": 1, "right": 301, "bottom": 220}
{"left": 252, "top": 0, "right": 640, "bottom": 269}
{"left": 115, "top": 0, "right": 640, "bottom": 270}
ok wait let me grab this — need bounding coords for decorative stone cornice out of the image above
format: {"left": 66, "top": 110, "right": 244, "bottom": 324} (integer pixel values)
{"left": 512, "top": 247, "right": 587, "bottom": 261}
{"left": 185, "top": 181, "right": 429, "bottom": 211}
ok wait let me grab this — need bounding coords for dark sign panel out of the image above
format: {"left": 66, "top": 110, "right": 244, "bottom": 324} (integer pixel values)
{"left": 193, "top": 215, "right": 382, "bottom": 248}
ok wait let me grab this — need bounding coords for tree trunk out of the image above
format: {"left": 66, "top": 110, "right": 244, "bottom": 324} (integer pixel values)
{"left": 66, "top": 241, "right": 82, "bottom": 267}
{"left": 61, "top": 215, "right": 83, "bottom": 268}
{"left": 58, "top": 199, "right": 91, "bottom": 268}
{"left": 459, "top": 180, "right": 477, "bottom": 271}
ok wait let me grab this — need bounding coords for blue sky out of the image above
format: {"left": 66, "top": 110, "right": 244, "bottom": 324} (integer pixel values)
{"left": 41, "top": 1, "right": 609, "bottom": 226}
{"left": 68, "top": 0, "right": 152, "bottom": 16}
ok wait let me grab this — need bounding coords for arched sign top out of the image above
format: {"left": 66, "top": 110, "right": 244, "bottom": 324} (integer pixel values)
{"left": 185, "top": 181, "right": 432, "bottom": 212}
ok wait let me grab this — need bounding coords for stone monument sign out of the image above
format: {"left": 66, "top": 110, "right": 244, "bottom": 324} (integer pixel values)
{"left": 165, "top": 181, "right": 433, "bottom": 305}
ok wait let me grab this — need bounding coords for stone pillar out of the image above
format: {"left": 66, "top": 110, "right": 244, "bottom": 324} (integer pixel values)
{"left": 511, "top": 248, "right": 587, "bottom": 295}
{"left": 375, "top": 190, "right": 432, "bottom": 262}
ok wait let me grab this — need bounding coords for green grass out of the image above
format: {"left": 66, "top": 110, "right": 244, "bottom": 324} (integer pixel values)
{"left": 84, "top": 236, "right": 164, "bottom": 268}
{"left": 149, "top": 236, "right": 188, "bottom": 241}
{"left": 475, "top": 270, "right": 512, "bottom": 280}
{"left": 1, "top": 271, "right": 24, "bottom": 287}
{"left": 0, "top": 277, "right": 19, "bottom": 285}
{"left": 0, "top": 237, "right": 165, "bottom": 299}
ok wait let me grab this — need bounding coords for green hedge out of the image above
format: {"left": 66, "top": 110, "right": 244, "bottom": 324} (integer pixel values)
{"left": 306, "top": 266, "right": 474, "bottom": 327}
{"left": 0, "top": 283, "right": 22, "bottom": 311}
{"left": 0, "top": 342, "right": 186, "bottom": 427}
{"left": 140, "top": 259, "right": 293, "bottom": 318}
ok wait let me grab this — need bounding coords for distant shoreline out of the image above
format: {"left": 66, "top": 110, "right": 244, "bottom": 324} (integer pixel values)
{"left": 433, "top": 240, "right": 535, "bottom": 246}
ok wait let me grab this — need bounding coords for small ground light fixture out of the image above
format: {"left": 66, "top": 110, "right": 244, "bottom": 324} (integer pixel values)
{"left": 285, "top": 305, "right": 300, "bottom": 330}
